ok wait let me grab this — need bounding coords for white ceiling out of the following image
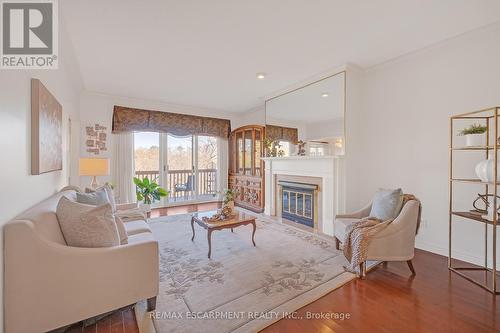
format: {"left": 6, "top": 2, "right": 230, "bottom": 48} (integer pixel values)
{"left": 61, "top": 0, "right": 500, "bottom": 113}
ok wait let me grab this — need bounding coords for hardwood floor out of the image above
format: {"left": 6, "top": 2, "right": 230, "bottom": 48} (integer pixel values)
{"left": 262, "top": 250, "right": 499, "bottom": 333}
{"left": 65, "top": 307, "right": 138, "bottom": 333}
{"left": 66, "top": 204, "right": 499, "bottom": 333}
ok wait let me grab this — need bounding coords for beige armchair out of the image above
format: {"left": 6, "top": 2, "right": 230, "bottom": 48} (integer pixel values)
{"left": 334, "top": 199, "right": 420, "bottom": 277}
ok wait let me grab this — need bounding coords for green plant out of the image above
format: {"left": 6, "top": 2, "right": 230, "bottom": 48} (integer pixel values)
{"left": 222, "top": 188, "right": 238, "bottom": 204}
{"left": 459, "top": 124, "right": 487, "bottom": 136}
{"left": 133, "top": 177, "right": 168, "bottom": 204}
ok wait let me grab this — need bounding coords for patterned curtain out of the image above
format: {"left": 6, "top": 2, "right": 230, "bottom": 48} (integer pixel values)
{"left": 265, "top": 125, "right": 298, "bottom": 144}
{"left": 112, "top": 105, "right": 231, "bottom": 138}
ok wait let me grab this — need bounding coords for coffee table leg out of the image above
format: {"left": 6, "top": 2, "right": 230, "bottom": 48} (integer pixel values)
{"left": 251, "top": 221, "right": 256, "bottom": 246}
{"left": 231, "top": 228, "right": 234, "bottom": 233}
{"left": 207, "top": 229, "right": 213, "bottom": 259}
{"left": 191, "top": 217, "right": 195, "bottom": 241}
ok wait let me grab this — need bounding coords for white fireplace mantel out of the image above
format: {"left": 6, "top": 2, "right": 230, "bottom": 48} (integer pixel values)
{"left": 262, "top": 155, "right": 345, "bottom": 236}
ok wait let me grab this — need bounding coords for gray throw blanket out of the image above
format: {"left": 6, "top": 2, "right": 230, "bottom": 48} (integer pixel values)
{"left": 343, "top": 194, "right": 421, "bottom": 273}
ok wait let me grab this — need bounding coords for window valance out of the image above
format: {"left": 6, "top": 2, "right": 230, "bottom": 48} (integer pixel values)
{"left": 112, "top": 105, "right": 231, "bottom": 138}
{"left": 265, "top": 125, "right": 298, "bottom": 144}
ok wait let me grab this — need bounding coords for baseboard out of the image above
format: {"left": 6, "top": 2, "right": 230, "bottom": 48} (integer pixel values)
{"left": 415, "top": 240, "right": 500, "bottom": 268}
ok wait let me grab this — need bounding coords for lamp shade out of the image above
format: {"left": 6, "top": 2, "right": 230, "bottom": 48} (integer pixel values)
{"left": 79, "top": 158, "right": 109, "bottom": 176}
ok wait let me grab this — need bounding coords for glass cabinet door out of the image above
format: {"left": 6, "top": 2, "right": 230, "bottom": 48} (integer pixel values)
{"left": 255, "top": 129, "right": 261, "bottom": 176}
{"left": 244, "top": 130, "right": 253, "bottom": 175}
{"left": 236, "top": 131, "right": 244, "bottom": 174}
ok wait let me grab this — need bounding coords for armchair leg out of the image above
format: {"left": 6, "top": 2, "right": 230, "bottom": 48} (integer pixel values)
{"left": 335, "top": 237, "right": 340, "bottom": 250}
{"left": 359, "top": 262, "right": 366, "bottom": 279}
{"left": 407, "top": 260, "right": 416, "bottom": 275}
{"left": 147, "top": 296, "right": 157, "bottom": 312}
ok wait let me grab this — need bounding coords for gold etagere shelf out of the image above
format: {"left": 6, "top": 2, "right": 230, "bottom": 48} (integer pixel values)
{"left": 449, "top": 106, "right": 500, "bottom": 295}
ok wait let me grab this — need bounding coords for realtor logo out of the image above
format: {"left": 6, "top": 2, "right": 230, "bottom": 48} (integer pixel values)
{"left": 1, "top": 0, "right": 58, "bottom": 69}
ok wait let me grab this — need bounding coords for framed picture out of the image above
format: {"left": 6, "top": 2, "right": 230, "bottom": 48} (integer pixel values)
{"left": 85, "top": 123, "right": 107, "bottom": 155}
{"left": 31, "top": 79, "right": 62, "bottom": 175}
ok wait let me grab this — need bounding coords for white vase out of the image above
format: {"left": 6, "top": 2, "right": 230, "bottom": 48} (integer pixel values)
{"left": 140, "top": 203, "right": 152, "bottom": 213}
{"left": 475, "top": 156, "right": 500, "bottom": 182}
{"left": 465, "top": 133, "right": 485, "bottom": 147}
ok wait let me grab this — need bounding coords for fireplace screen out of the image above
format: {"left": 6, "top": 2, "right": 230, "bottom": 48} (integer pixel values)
{"left": 279, "top": 181, "right": 317, "bottom": 228}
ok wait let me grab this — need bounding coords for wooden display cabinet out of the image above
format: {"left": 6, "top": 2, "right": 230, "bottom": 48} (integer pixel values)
{"left": 229, "top": 125, "right": 265, "bottom": 212}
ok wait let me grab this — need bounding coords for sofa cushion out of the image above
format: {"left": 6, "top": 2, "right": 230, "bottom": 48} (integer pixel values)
{"left": 76, "top": 191, "right": 109, "bottom": 206}
{"left": 127, "top": 232, "right": 156, "bottom": 244}
{"left": 115, "top": 216, "right": 129, "bottom": 245}
{"left": 56, "top": 196, "right": 119, "bottom": 248}
{"left": 369, "top": 188, "right": 403, "bottom": 221}
{"left": 86, "top": 183, "right": 116, "bottom": 212}
{"left": 124, "top": 220, "right": 152, "bottom": 236}
{"left": 334, "top": 217, "right": 360, "bottom": 241}
{"left": 115, "top": 209, "right": 147, "bottom": 223}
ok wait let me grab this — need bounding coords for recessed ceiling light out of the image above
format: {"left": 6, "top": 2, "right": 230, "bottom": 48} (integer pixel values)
{"left": 321, "top": 93, "right": 329, "bottom": 98}
{"left": 256, "top": 73, "right": 266, "bottom": 80}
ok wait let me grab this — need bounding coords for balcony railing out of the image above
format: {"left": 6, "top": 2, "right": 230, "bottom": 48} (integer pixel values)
{"left": 135, "top": 169, "right": 217, "bottom": 201}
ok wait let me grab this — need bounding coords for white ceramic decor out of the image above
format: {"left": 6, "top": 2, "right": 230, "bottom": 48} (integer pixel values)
{"left": 475, "top": 156, "right": 500, "bottom": 182}
{"left": 465, "top": 133, "right": 485, "bottom": 147}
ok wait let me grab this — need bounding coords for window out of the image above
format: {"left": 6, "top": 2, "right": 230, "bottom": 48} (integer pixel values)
{"left": 134, "top": 132, "right": 160, "bottom": 184}
{"left": 133, "top": 132, "right": 218, "bottom": 204}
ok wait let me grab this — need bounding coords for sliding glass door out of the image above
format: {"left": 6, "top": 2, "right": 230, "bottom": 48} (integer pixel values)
{"left": 197, "top": 136, "right": 218, "bottom": 199}
{"left": 134, "top": 132, "right": 218, "bottom": 206}
{"left": 166, "top": 134, "right": 194, "bottom": 201}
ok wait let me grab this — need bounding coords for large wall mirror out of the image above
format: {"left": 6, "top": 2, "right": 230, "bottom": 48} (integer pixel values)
{"left": 265, "top": 71, "right": 345, "bottom": 157}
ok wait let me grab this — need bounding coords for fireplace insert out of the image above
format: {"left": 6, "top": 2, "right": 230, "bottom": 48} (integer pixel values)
{"left": 278, "top": 181, "right": 317, "bottom": 228}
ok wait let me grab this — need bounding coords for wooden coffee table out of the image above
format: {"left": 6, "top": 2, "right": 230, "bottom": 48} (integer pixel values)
{"left": 191, "top": 210, "right": 257, "bottom": 259}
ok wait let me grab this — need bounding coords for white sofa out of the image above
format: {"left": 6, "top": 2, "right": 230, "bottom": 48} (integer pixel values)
{"left": 4, "top": 189, "right": 159, "bottom": 333}
{"left": 334, "top": 200, "right": 420, "bottom": 277}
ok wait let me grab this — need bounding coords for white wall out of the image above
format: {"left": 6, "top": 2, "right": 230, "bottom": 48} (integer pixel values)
{"left": 78, "top": 91, "right": 239, "bottom": 187}
{"left": 347, "top": 23, "right": 500, "bottom": 267}
{"left": 231, "top": 106, "right": 265, "bottom": 129}
{"left": 0, "top": 26, "right": 83, "bottom": 330}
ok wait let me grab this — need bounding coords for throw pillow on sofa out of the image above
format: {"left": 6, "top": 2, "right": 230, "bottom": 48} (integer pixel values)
{"left": 115, "top": 216, "right": 128, "bottom": 245}
{"left": 86, "top": 183, "right": 117, "bottom": 212}
{"left": 56, "top": 196, "right": 119, "bottom": 248}
{"left": 76, "top": 191, "right": 109, "bottom": 206}
{"left": 369, "top": 188, "right": 403, "bottom": 221}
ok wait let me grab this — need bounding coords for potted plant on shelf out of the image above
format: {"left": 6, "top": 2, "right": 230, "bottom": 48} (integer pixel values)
{"left": 459, "top": 123, "right": 487, "bottom": 147}
{"left": 133, "top": 177, "right": 168, "bottom": 214}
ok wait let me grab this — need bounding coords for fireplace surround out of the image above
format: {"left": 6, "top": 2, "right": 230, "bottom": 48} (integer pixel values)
{"left": 262, "top": 156, "right": 345, "bottom": 236}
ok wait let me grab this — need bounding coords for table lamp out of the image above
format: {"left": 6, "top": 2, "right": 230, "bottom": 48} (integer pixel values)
{"left": 79, "top": 158, "right": 110, "bottom": 189}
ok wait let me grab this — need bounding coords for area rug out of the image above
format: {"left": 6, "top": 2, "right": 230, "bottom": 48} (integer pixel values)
{"left": 147, "top": 213, "right": 355, "bottom": 333}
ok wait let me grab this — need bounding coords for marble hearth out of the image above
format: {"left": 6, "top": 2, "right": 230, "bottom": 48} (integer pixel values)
{"left": 262, "top": 156, "right": 345, "bottom": 236}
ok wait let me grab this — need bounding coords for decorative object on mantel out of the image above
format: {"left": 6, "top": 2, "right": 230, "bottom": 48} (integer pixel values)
{"left": 296, "top": 140, "right": 306, "bottom": 156}
{"left": 133, "top": 176, "right": 168, "bottom": 214}
{"left": 263, "top": 137, "right": 276, "bottom": 157}
{"left": 449, "top": 106, "right": 499, "bottom": 295}
{"left": 31, "top": 78, "right": 62, "bottom": 175}
{"left": 85, "top": 123, "right": 107, "bottom": 155}
{"left": 458, "top": 123, "right": 486, "bottom": 147}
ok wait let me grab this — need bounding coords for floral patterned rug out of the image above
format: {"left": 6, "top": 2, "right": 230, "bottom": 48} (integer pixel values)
{"left": 147, "top": 212, "right": 354, "bottom": 333}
